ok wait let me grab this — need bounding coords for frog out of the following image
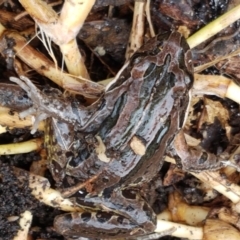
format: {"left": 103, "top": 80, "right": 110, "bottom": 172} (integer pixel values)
{"left": 10, "top": 31, "right": 224, "bottom": 239}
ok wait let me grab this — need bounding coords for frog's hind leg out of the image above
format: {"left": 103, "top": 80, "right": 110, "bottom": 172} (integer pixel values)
{"left": 54, "top": 210, "right": 143, "bottom": 239}
{"left": 54, "top": 188, "right": 156, "bottom": 238}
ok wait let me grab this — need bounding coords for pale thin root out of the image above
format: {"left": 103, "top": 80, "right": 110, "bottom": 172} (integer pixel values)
{"left": 13, "top": 211, "right": 32, "bottom": 240}
{"left": 145, "top": 0, "right": 155, "bottom": 37}
{"left": 15, "top": 31, "right": 38, "bottom": 57}
{"left": 37, "top": 26, "right": 58, "bottom": 69}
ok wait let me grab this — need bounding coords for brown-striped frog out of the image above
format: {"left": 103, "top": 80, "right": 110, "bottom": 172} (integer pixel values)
{"left": 10, "top": 32, "right": 223, "bottom": 239}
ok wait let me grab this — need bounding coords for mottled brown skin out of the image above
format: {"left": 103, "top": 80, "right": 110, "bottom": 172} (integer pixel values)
{"left": 9, "top": 32, "right": 223, "bottom": 239}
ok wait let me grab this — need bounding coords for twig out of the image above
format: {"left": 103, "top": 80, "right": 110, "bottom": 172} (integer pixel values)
{"left": 0, "top": 138, "right": 42, "bottom": 155}
{"left": 187, "top": 4, "right": 240, "bottom": 48}
{"left": 14, "top": 167, "right": 83, "bottom": 212}
{"left": 125, "top": 1, "right": 145, "bottom": 59}
{"left": 13, "top": 211, "right": 32, "bottom": 240}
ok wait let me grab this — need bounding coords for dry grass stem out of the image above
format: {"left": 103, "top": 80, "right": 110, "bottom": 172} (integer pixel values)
{"left": 14, "top": 167, "right": 83, "bottom": 212}
{"left": 0, "top": 25, "right": 103, "bottom": 98}
{"left": 13, "top": 211, "right": 32, "bottom": 240}
{"left": 145, "top": 0, "right": 155, "bottom": 37}
{"left": 0, "top": 106, "right": 36, "bottom": 129}
{"left": 217, "top": 207, "right": 240, "bottom": 228}
{"left": 18, "top": 0, "right": 58, "bottom": 24}
{"left": 203, "top": 219, "right": 240, "bottom": 240}
{"left": 59, "top": 0, "right": 95, "bottom": 43}
{"left": 155, "top": 219, "right": 203, "bottom": 240}
{"left": 187, "top": 4, "right": 240, "bottom": 49}
{"left": 18, "top": 0, "right": 95, "bottom": 76}
{"left": 14, "top": 0, "right": 62, "bottom": 21}
{"left": 192, "top": 171, "right": 240, "bottom": 204}
{"left": 165, "top": 156, "right": 240, "bottom": 204}
{"left": 60, "top": 39, "right": 90, "bottom": 78}
{"left": 0, "top": 138, "right": 42, "bottom": 155}
{"left": 125, "top": 1, "right": 145, "bottom": 59}
{"left": 194, "top": 48, "right": 240, "bottom": 73}
{"left": 168, "top": 192, "right": 209, "bottom": 226}
{"left": 226, "top": 81, "right": 240, "bottom": 104}
{"left": 193, "top": 74, "right": 240, "bottom": 104}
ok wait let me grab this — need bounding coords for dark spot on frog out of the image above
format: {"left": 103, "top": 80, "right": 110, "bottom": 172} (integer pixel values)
{"left": 61, "top": 213, "right": 72, "bottom": 222}
{"left": 51, "top": 160, "right": 63, "bottom": 174}
{"left": 79, "top": 148, "right": 91, "bottom": 160}
{"left": 68, "top": 157, "right": 83, "bottom": 167}
{"left": 120, "top": 159, "right": 127, "bottom": 167}
{"left": 68, "top": 149, "right": 90, "bottom": 167}
{"left": 102, "top": 176, "right": 109, "bottom": 183}
{"left": 57, "top": 150, "right": 63, "bottom": 156}
{"left": 143, "top": 203, "right": 152, "bottom": 219}
{"left": 40, "top": 65, "right": 47, "bottom": 70}
{"left": 8, "top": 109, "right": 14, "bottom": 115}
{"left": 62, "top": 133, "right": 69, "bottom": 141}
{"left": 98, "top": 98, "right": 106, "bottom": 111}
{"left": 85, "top": 134, "right": 96, "bottom": 144}
{"left": 75, "top": 188, "right": 89, "bottom": 198}
{"left": 102, "top": 187, "right": 113, "bottom": 199}
{"left": 134, "top": 177, "right": 143, "bottom": 184}
{"left": 106, "top": 148, "right": 120, "bottom": 158}
{"left": 117, "top": 216, "right": 124, "bottom": 224}
{"left": 87, "top": 168, "right": 99, "bottom": 177}
{"left": 65, "top": 151, "right": 74, "bottom": 158}
{"left": 81, "top": 212, "right": 91, "bottom": 222}
{"left": 96, "top": 211, "right": 111, "bottom": 223}
{"left": 125, "top": 205, "right": 134, "bottom": 212}
{"left": 122, "top": 189, "right": 137, "bottom": 199}
{"left": 114, "top": 25, "right": 122, "bottom": 34}
{"left": 79, "top": 29, "right": 89, "bottom": 39}
{"left": 94, "top": 162, "right": 101, "bottom": 170}
{"left": 18, "top": 93, "right": 28, "bottom": 100}
{"left": 198, "top": 152, "right": 208, "bottom": 164}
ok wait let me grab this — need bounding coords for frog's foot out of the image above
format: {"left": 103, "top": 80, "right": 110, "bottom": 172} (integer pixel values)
{"left": 221, "top": 160, "right": 240, "bottom": 172}
{"left": 10, "top": 76, "right": 50, "bottom": 134}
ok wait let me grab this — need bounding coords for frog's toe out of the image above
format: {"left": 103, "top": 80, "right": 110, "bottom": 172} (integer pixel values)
{"left": 19, "top": 106, "right": 37, "bottom": 119}
{"left": 31, "top": 112, "right": 49, "bottom": 134}
{"left": 10, "top": 76, "right": 31, "bottom": 93}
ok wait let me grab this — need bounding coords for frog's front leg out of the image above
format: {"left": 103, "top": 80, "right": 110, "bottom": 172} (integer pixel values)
{"left": 10, "top": 76, "right": 84, "bottom": 133}
{"left": 173, "top": 130, "right": 224, "bottom": 172}
{"left": 54, "top": 188, "right": 156, "bottom": 239}
{"left": 9, "top": 75, "right": 131, "bottom": 133}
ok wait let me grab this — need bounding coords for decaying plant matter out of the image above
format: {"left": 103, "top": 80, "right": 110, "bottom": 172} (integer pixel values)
{"left": 1, "top": 1, "right": 240, "bottom": 240}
